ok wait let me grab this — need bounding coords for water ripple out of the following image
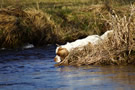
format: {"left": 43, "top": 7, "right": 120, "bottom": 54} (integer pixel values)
{"left": 0, "top": 46, "right": 135, "bottom": 89}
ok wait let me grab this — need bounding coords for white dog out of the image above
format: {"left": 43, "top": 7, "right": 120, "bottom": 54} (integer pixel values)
{"left": 54, "top": 30, "right": 113, "bottom": 63}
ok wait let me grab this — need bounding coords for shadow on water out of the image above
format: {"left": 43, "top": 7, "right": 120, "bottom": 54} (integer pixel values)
{"left": 0, "top": 45, "right": 135, "bottom": 90}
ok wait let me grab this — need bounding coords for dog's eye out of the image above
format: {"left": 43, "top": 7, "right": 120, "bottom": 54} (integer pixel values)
{"left": 56, "top": 52, "right": 61, "bottom": 56}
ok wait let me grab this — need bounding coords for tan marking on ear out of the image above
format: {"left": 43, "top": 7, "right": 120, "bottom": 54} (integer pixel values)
{"left": 57, "top": 48, "right": 69, "bottom": 60}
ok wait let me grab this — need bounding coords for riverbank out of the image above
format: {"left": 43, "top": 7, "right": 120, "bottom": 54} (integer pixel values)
{"left": 0, "top": 0, "right": 134, "bottom": 48}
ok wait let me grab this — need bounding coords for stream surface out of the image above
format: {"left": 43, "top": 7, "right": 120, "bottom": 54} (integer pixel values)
{"left": 0, "top": 45, "right": 135, "bottom": 90}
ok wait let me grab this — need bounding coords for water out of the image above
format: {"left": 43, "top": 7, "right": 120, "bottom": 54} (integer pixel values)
{"left": 0, "top": 45, "right": 135, "bottom": 90}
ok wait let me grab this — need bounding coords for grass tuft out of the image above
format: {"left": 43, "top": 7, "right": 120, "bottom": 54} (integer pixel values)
{"left": 0, "top": 8, "right": 56, "bottom": 48}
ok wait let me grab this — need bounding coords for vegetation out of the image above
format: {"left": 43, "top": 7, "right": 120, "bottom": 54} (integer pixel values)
{"left": 0, "top": 0, "right": 134, "bottom": 48}
{"left": 0, "top": 0, "right": 135, "bottom": 66}
{"left": 58, "top": 6, "right": 135, "bottom": 66}
{"left": 57, "top": 5, "right": 135, "bottom": 66}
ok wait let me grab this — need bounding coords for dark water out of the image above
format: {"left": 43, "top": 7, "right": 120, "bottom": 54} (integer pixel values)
{"left": 0, "top": 46, "right": 135, "bottom": 90}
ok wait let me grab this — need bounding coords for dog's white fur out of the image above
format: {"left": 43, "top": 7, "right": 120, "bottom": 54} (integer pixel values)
{"left": 55, "top": 55, "right": 61, "bottom": 63}
{"left": 55, "top": 35, "right": 100, "bottom": 54}
{"left": 100, "top": 30, "right": 113, "bottom": 40}
{"left": 54, "top": 30, "right": 113, "bottom": 63}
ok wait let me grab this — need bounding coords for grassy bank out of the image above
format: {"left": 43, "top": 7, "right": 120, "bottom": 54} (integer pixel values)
{"left": 0, "top": 0, "right": 134, "bottom": 48}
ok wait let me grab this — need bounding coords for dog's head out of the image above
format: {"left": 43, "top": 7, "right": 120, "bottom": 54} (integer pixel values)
{"left": 54, "top": 47, "right": 69, "bottom": 63}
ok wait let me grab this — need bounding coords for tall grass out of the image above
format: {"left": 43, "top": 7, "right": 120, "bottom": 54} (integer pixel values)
{"left": 57, "top": 5, "right": 135, "bottom": 66}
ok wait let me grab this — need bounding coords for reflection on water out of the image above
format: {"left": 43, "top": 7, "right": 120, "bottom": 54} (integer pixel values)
{"left": 57, "top": 66, "right": 135, "bottom": 90}
{"left": 0, "top": 46, "right": 135, "bottom": 90}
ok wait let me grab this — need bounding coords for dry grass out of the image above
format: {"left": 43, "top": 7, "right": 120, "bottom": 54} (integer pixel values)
{"left": 24, "top": 8, "right": 56, "bottom": 45}
{"left": 0, "top": 8, "right": 27, "bottom": 48}
{"left": 0, "top": 8, "right": 56, "bottom": 48}
{"left": 57, "top": 5, "right": 135, "bottom": 66}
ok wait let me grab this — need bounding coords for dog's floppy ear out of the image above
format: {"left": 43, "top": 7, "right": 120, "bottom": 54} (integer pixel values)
{"left": 57, "top": 48, "right": 69, "bottom": 58}
{"left": 56, "top": 44, "right": 60, "bottom": 47}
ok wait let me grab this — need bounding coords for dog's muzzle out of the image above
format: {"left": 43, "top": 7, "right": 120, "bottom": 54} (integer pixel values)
{"left": 54, "top": 55, "right": 61, "bottom": 63}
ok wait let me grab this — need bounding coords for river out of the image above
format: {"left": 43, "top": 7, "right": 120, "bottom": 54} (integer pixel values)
{"left": 0, "top": 45, "right": 135, "bottom": 90}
